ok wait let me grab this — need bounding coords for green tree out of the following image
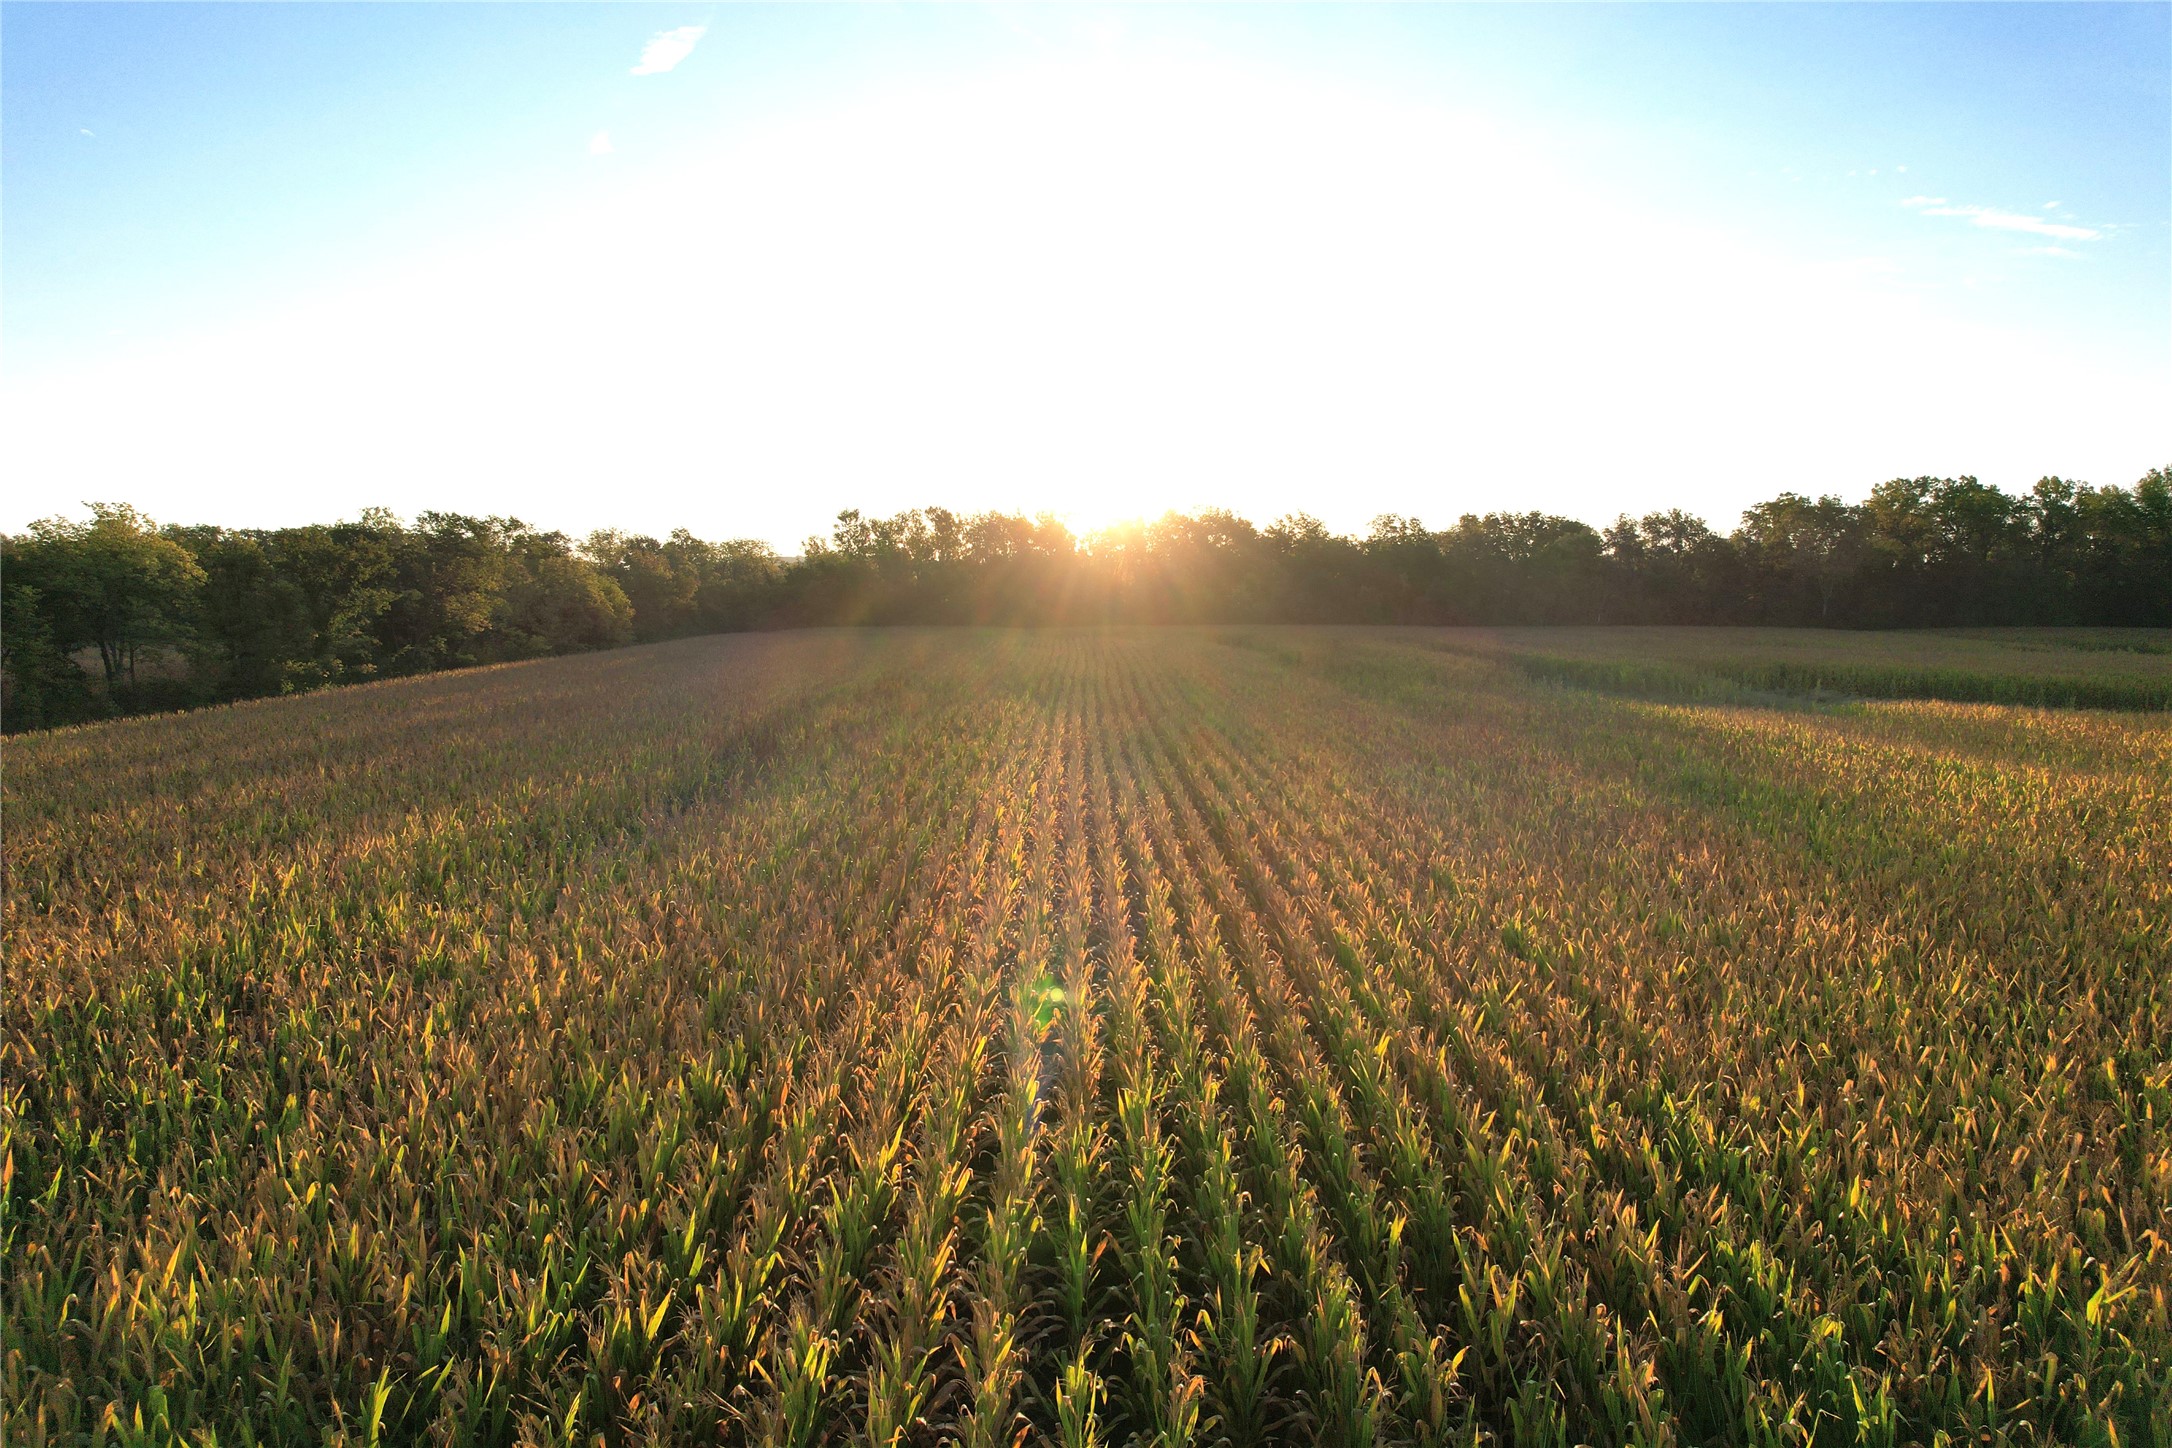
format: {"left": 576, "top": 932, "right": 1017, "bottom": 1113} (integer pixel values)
{"left": 1735, "top": 492, "right": 1865, "bottom": 624}
{"left": 695, "top": 539, "right": 783, "bottom": 632}
{"left": 586, "top": 530, "right": 701, "bottom": 640}
{"left": 268, "top": 515, "right": 405, "bottom": 689}
{"left": 8, "top": 504, "right": 205, "bottom": 690}
{"left": 506, "top": 551, "right": 635, "bottom": 654}
{"left": 0, "top": 572, "right": 97, "bottom": 729}
{"left": 185, "top": 531, "right": 316, "bottom": 698}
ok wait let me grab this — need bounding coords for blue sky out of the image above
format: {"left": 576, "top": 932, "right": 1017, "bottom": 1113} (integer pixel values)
{"left": 4, "top": 2, "right": 2165, "bottom": 547}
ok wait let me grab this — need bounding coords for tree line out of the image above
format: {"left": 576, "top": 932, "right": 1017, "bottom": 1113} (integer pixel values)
{"left": 4, "top": 468, "right": 2166, "bottom": 730}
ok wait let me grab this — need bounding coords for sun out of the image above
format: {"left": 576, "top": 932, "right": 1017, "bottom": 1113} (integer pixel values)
{"left": 1046, "top": 488, "right": 1175, "bottom": 541}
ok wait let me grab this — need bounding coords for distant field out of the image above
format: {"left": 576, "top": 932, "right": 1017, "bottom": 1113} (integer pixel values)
{"left": 5, "top": 629, "right": 2167, "bottom": 1446}
{"left": 1422, "top": 626, "right": 2172, "bottom": 711}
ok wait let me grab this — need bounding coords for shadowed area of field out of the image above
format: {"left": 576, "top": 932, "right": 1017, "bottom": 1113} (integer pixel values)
{"left": 1403, "top": 625, "right": 2172, "bottom": 711}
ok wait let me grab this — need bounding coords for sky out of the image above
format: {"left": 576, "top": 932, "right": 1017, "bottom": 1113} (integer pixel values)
{"left": 4, "top": 2, "right": 2166, "bottom": 550}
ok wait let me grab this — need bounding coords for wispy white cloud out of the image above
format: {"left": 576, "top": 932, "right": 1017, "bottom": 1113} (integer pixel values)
{"left": 1923, "top": 205, "right": 2099, "bottom": 241}
{"left": 1903, "top": 195, "right": 2100, "bottom": 241}
{"left": 631, "top": 25, "right": 705, "bottom": 76}
{"left": 79, "top": 127, "right": 94, "bottom": 138}
{"left": 2020, "top": 245, "right": 2082, "bottom": 260}
{"left": 588, "top": 130, "right": 615, "bottom": 156}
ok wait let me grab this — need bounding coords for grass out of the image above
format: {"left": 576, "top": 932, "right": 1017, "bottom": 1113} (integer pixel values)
{"left": 5, "top": 627, "right": 2167, "bottom": 1447}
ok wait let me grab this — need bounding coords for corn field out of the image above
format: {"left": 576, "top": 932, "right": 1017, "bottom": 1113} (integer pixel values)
{"left": 4, "top": 628, "right": 2167, "bottom": 1447}
{"left": 1430, "top": 628, "right": 2172, "bottom": 712}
